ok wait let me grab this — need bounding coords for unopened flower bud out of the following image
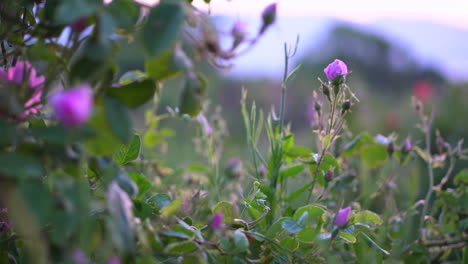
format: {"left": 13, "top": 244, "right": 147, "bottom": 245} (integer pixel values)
{"left": 403, "top": 138, "right": 412, "bottom": 153}
{"left": 254, "top": 181, "right": 261, "bottom": 188}
{"left": 325, "top": 170, "right": 333, "bottom": 181}
{"left": 334, "top": 207, "right": 351, "bottom": 228}
{"left": 259, "top": 3, "right": 277, "bottom": 35}
{"left": 321, "top": 84, "right": 331, "bottom": 102}
{"left": 436, "top": 134, "right": 445, "bottom": 154}
{"left": 224, "top": 158, "right": 243, "bottom": 179}
{"left": 257, "top": 165, "right": 267, "bottom": 178}
{"left": 341, "top": 100, "right": 352, "bottom": 115}
{"left": 314, "top": 101, "right": 321, "bottom": 113}
{"left": 387, "top": 142, "right": 394, "bottom": 155}
{"left": 231, "top": 20, "right": 247, "bottom": 49}
{"left": 324, "top": 59, "right": 348, "bottom": 82}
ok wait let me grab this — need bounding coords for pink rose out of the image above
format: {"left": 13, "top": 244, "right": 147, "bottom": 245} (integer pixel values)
{"left": 324, "top": 59, "right": 348, "bottom": 81}
{"left": 49, "top": 84, "right": 94, "bottom": 128}
{"left": 0, "top": 61, "right": 45, "bottom": 117}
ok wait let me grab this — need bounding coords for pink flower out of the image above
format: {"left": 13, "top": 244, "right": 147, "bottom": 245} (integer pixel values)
{"left": 49, "top": 84, "right": 94, "bottom": 128}
{"left": 197, "top": 114, "right": 213, "bottom": 135}
{"left": 0, "top": 61, "right": 45, "bottom": 117}
{"left": 107, "top": 256, "right": 121, "bottom": 264}
{"left": 334, "top": 207, "right": 351, "bottom": 227}
{"left": 211, "top": 212, "right": 223, "bottom": 231}
{"left": 404, "top": 138, "right": 412, "bottom": 153}
{"left": 413, "top": 81, "right": 432, "bottom": 101}
{"left": 71, "top": 248, "right": 87, "bottom": 264}
{"left": 324, "top": 59, "right": 348, "bottom": 81}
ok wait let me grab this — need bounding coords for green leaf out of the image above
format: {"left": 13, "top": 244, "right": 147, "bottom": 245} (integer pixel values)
{"left": 179, "top": 73, "right": 208, "bottom": 117}
{"left": 212, "top": 201, "right": 235, "bottom": 223}
{"left": 113, "top": 135, "right": 141, "bottom": 165}
{"left": 128, "top": 172, "right": 152, "bottom": 198}
{"left": 105, "top": 96, "right": 133, "bottom": 144}
{"left": 285, "top": 146, "right": 312, "bottom": 158}
{"left": 142, "top": 2, "right": 185, "bottom": 57}
{"left": 232, "top": 230, "right": 249, "bottom": 253}
{"left": 107, "top": 182, "right": 134, "bottom": 253}
{"left": 0, "top": 118, "right": 16, "bottom": 148}
{"left": 84, "top": 99, "right": 122, "bottom": 156}
{"left": 342, "top": 132, "right": 374, "bottom": 157}
{"left": 338, "top": 232, "right": 356, "bottom": 243}
{"left": 18, "top": 181, "right": 54, "bottom": 226}
{"left": 133, "top": 200, "right": 153, "bottom": 220}
{"left": 146, "top": 47, "right": 192, "bottom": 80}
{"left": 361, "top": 144, "right": 388, "bottom": 168}
{"left": 148, "top": 194, "right": 171, "bottom": 212}
{"left": 107, "top": 79, "right": 157, "bottom": 108}
{"left": 281, "top": 219, "right": 303, "bottom": 234}
{"left": 293, "top": 205, "right": 325, "bottom": 222}
{"left": 55, "top": 0, "right": 100, "bottom": 24}
{"left": 280, "top": 164, "right": 305, "bottom": 181}
{"left": 322, "top": 134, "right": 332, "bottom": 150}
{"left": 288, "top": 182, "right": 313, "bottom": 202}
{"left": 0, "top": 153, "right": 44, "bottom": 179}
{"left": 164, "top": 241, "right": 198, "bottom": 254}
{"left": 359, "top": 232, "right": 390, "bottom": 255}
{"left": 266, "top": 217, "right": 290, "bottom": 238}
{"left": 350, "top": 210, "right": 383, "bottom": 225}
{"left": 280, "top": 237, "right": 299, "bottom": 251}
{"left": 106, "top": 0, "right": 140, "bottom": 29}
{"left": 454, "top": 169, "right": 468, "bottom": 184}
{"left": 297, "top": 228, "right": 318, "bottom": 243}
{"left": 161, "top": 198, "right": 183, "bottom": 217}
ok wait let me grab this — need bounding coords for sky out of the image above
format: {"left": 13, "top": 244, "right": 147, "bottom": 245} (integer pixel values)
{"left": 134, "top": 0, "right": 468, "bottom": 81}
{"left": 138, "top": 0, "right": 468, "bottom": 30}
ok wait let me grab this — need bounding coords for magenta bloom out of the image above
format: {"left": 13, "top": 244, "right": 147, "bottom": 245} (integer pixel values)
{"left": 71, "top": 248, "right": 87, "bottom": 264}
{"left": 324, "top": 59, "right": 348, "bottom": 81}
{"left": 49, "top": 84, "right": 94, "bottom": 128}
{"left": 0, "top": 61, "right": 45, "bottom": 117}
{"left": 404, "top": 138, "right": 412, "bottom": 153}
{"left": 212, "top": 212, "right": 223, "bottom": 230}
{"left": 107, "top": 256, "right": 121, "bottom": 264}
{"left": 0, "top": 208, "right": 10, "bottom": 234}
{"left": 334, "top": 207, "right": 351, "bottom": 227}
{"left": 70, "top": 16, "right": 87, "bottom": 33}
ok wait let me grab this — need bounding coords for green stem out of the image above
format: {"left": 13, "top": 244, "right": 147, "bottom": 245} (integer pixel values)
{"left": 279, "top": 43, "right": 289, "bottom": 135}
{"left": 420, "top": 117, "right": 434, "bottom": 238}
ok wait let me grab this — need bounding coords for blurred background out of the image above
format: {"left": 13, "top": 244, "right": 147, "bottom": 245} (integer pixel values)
{"left": 116, "top": 0, "right": 468, "bottom": 173}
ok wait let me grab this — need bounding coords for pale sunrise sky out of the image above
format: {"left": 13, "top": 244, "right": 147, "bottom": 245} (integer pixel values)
{"left": 136, "top": 0, "right": 468, "bottom": 30}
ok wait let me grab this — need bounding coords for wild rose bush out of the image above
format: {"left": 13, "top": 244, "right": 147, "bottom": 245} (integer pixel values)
{"left": 0, "top": 1, "right": 467, "bottom": 263}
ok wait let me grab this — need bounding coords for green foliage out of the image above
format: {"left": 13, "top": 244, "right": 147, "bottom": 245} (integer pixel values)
{"left": 0, "top": 1, "right": 466, "bottom": 263}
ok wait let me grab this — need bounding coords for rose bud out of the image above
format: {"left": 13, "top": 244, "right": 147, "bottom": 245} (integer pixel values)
{"left": 325, "top": 170, "right": 333, "bottom": 181}
{"left": 403, "top": 138, "right": 412, "bottom": 153}
{"left": 49, "top": 84, "right": 94, "bottom": 128}
{"left": 259, "top": 3, "right": 277, "bottom": 35}
{"left": 341, "top": 100, "right": 352, "bottom": 115}
{"left": 334, "top": 207, "right": 351, "bottom": 228}
{"left": 324, "top": 59, "right": 348, "bottom": 83}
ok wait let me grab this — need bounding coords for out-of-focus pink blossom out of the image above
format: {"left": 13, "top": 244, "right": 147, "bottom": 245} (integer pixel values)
{"left": 212, "top": 212, "right": 223, "bottom": 230}
{"left": 413, "top": 81, "right": 432, "bottom": 101}
{"left": 197, "top": 114, "right": 213, "bottom": 135}
{"left": 0, "top": 208, "right": 10, "bottom": 234}
{"left": 334, "top": 207, "right": 351, "bottom": 227}
{"left": 107, "top": 256, "right": 121, "bottom": 264}
{"left": 324, "top": 59, "right": 348, "bottom": 81}
{"left": 0, "top": 61, "right": 45, "bottom": 117}
{"left": 49, "top": 84, "right": 94, "bottom": 128}
{"left": 71, "top": 248, "right": 87, "bottom": 264}
{"left": 71, "top": 17, "right": 88, "bottom": 33}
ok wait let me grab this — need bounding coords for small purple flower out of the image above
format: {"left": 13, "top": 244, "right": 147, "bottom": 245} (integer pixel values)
{"left": 232, "top": 20, "right": 247, "bottom": 48}
{"left": 183, "top": 196, "right": 190, "bottom": 212}
{"left": 197, "top": 114, "right": 213, "bottom": 135}
{"left": 0, "top": 61, "right": 45, "bottom": 117}
{"left": 257, "top": 165, "right": 267, "bottom": 177}
{"left": 325, "top": 170, "right": 333, "bottom": 181}
{"left": 212, "top": 212, "right": 223, "bottom": 231}
{"left": 107, "top": 256, "right": 121, "bottom": 264}
{"left": 324, "top": 59, "right": 348, "bottom": 81}
{"left": 224, "top": 158, "right": 243, "bottom": 178}
{"left": 334, "top": 207, "right": 351, "bottom": 227}
{"left": 49, "top": 84, "right": 94, "bottom": 128}
{"left": 71, "top": 248, "right": 87, "bottom": 264}
{"left": 404, "top": 138, "right": 412, "bottom": 153}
